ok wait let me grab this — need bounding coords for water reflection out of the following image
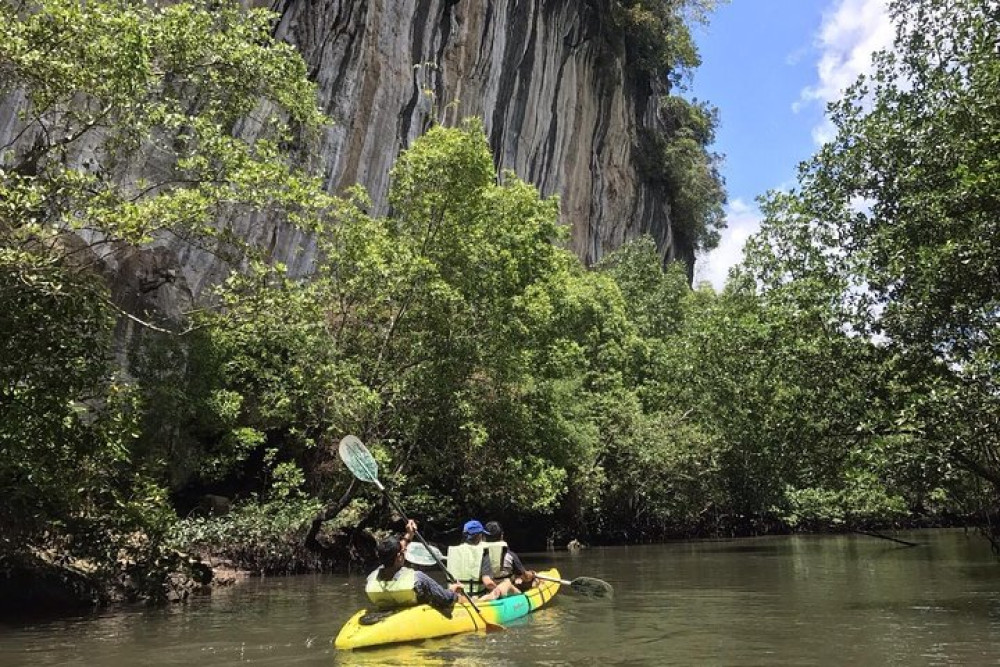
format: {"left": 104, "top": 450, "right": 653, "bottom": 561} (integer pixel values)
{"left": 2, "top": 530, "right": 999, "bottom": 666}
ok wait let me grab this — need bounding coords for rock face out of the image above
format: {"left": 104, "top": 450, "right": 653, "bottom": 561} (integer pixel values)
{"left": 271, "top": 0, "right": 688, "bottom": 271}
{"left": 0, "top": 1, "right": 692, "bottom": 315}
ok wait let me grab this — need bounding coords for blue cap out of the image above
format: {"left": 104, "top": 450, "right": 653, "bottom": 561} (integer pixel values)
{"left": 463, "top": 520, "right": 485, "bottom": 535}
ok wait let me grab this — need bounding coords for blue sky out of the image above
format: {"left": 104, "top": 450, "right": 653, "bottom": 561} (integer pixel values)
{"left": 688, "top": 0, "right": 894, "bottom": 289}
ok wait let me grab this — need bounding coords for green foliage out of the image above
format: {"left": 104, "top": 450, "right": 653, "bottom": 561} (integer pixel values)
{"left": 741, "top": 0, "right": 1000, "bottom": 531}
{"left": 0, "top": 0, "right": 326, "bottom": 257}
{"left": 7, "top": 0, "right": 991, "bottom": 582}
{"left": 637, "top": 97, "right": 726, "bottom": 251}
{"left": 782, "top": 481, "right": 908, "bottom": 530}
{"left": 586, "top": 396, "right": 720, "bottom": 539}
{"left": 193, "top": 120, "right": 583, "bottom": 524}
{"left": 169, "top": 454, "right": 324, "bottom": 574}
{"left": 593, "top": 235, "right": 911, "bottom": 535}
{"left": 0, "top": 260, "right": 172, "bottom": 552}
{"left": 597, "top": 235, "right": 691, "bottom": 340}
{"left": 169, "top": 495, "right": 325, "bottom": 574}
{"left": 611, "top": 1, "right": 720, "bottom": 84}
{"left": 0, "top": 0, "right": 328, "bottom": 594}
{"left": 324, "top": 121, "right": 584, "bottom": 518}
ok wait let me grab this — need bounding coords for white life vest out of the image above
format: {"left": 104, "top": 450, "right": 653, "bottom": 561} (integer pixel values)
{"left": 484, "top": 540, "right": 507, "bottom": 574}
{"left": 365, "top": 566, "right": 418, "bottom": 609}
{"left": 446, "top": 541, "right": 507, "bottom": 593}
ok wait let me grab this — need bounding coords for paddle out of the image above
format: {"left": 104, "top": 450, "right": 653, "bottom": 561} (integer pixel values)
{"left": 534, "top": 573, "right": 614, "bottom": 599}
{"left": 405, "top": 541, "right": 446, "bottom": 566}
{"left": 338, "top": 435, "right": 503, "bottom": 633}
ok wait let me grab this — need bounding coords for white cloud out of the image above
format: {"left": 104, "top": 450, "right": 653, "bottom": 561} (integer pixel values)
{"left": 785, "top": 47, "right": 808, "bottom": 67}
{"left": 694, "top": 199, "right": 763, "bottom": 291}
{"left": 696, "top": 1, "right": 894, "bottom": 292}
{"left": 797, "top": 0, "right": 894, "bottom": 143}
{"left": 811, "top": 118, "right": 838, "bottom": 145}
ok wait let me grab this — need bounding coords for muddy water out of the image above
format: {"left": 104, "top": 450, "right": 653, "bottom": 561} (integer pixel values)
{"left": 3, "top": 529, "right": 999, "bottom": 665}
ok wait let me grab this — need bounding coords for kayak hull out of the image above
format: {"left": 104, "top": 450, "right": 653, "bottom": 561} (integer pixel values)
{"left": 334, "top": 567, "right": 561, "bottom": 649}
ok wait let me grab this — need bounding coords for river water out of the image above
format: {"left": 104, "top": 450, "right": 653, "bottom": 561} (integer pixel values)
{"left": 3, "top": 529, "right": 999, "bottom": 666}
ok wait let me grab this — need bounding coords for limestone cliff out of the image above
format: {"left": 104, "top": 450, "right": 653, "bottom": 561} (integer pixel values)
{"left": 271, "top": 0, "right": 689, "bottom": 271}
{"left": 0, "top": 0, "right": 697, "bottom": 321}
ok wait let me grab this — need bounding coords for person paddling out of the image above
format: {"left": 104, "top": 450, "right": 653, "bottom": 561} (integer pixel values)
{"left": 366, "top": 519, "right": 464, "bottom": 615}
{"left": 477, "top": 520, "right": 536, "bottom": 600}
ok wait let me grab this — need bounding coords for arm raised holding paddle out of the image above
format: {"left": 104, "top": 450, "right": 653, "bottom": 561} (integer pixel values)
{"left": 366, "top": 519, "right": 465, "bottom": 615}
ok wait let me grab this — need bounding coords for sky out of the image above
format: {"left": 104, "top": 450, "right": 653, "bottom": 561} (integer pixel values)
{"left": 688, "top": 0, "right": 895, "bottom": 290}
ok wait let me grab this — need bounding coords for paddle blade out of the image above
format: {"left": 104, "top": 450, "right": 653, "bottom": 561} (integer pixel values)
{"left": 339, "top": 435, "right": 380, "bottom": 484}
{"left": 569, "top": 576, "right": 613, "bottom": 599}
{"left": 405, "top": 541, "right": 446, "bottom": 567}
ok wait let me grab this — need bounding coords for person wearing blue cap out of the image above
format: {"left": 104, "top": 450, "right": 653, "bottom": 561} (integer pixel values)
{"left": 446, "top": 519, "right": 504, "bottom": 596}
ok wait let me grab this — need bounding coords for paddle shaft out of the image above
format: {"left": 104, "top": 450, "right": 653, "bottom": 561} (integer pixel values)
{"left": 372, "top": 479, "right": 500, "bottom": 631}
{"left": 533, "top": 572, "right": 613, "bottom": 598}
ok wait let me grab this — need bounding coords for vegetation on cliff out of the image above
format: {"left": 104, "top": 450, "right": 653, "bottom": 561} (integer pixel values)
{"left": 611, "top": 0, "right": 728, "bottom": 253}
{"left": 1, "top": 0, "right": 998, "bottom": 611}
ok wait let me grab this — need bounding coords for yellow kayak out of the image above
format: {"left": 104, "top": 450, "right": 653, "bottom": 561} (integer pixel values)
{"left": 334, "top": 568, "right": 561, "bottom": 649}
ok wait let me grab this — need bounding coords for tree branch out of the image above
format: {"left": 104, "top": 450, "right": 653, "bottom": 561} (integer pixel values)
{"left": 952, "top": 448, "right": 1000, "bottom": 491}
{"left": 304, "top": 479, "right": 356, "bottom": 555}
